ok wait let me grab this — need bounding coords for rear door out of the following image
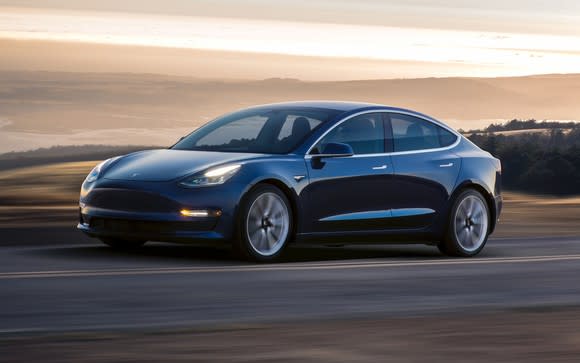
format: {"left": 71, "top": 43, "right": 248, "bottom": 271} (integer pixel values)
{"left": 387, "top": 113, "right": 461, "bottom": 228}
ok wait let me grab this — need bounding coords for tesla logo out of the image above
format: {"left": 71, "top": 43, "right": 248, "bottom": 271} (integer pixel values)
{"left": 131, "top": 173, "right": 140, "bottom": 178}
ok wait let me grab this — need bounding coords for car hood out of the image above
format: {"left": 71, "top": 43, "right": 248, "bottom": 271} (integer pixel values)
{"left": 103, "top": 149, "right": 261, "bottom": 182}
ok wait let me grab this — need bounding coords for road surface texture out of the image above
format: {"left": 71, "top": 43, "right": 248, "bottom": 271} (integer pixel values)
{"left": 1, "top": 228, "right": 580, "bottom": 362}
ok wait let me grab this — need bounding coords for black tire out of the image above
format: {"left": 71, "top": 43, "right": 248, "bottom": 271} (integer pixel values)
{"left": 438, "top": 189, "right": 490, "bottom": 257}
{"left": 233, "top": 184, "right": 293, "bottom": 262}
{"left": 100, "top": 237, "right": 146, "bottom": 250}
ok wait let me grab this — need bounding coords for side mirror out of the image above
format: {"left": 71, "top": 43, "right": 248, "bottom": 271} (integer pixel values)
{"left": 313, "top": 142, "right": 354, "bottom": 159}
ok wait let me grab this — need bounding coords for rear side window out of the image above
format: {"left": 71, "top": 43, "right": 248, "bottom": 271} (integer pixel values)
{"left": 438, "top": 127, "right": 457, "bottom": 147}
{"left": 390, "top": 114, "right": 457, "bottom": 152}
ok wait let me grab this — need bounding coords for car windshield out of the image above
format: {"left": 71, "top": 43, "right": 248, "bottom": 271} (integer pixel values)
{"left": 172, "top": 107, "right": 341, "bottom": 154}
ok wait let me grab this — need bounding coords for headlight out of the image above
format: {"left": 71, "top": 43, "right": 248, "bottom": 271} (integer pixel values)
{"left": 84, "top": 157, "right": 120, "bottom": 183}
{"left": 180, "top": 164, "right": 241, "bottom": 187}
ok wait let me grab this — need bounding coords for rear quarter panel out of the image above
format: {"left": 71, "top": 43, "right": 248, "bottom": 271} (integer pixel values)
{"left": 449, "top": 138, "right": 502, "bottom": 232}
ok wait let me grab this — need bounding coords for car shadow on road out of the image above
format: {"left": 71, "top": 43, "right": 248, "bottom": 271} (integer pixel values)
{"left": 25, "top": 241, "right": 462, "bottom": 265}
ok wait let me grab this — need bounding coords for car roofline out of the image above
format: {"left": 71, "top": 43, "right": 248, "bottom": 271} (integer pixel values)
{"left": 241, "top": 101, "right": 452, "bottom": 129}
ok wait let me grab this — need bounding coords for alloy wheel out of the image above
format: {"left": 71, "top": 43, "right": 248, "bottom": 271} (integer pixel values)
{"left": 246, "top": 192, "right": 290, "bottom": 256}
{"left": 453, "top": 195, "right": 489, "bottom": 252}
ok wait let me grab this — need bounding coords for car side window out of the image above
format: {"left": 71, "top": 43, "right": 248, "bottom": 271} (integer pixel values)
{"left": 314, "top": 113, "right": 384, "bottom": 155}
{"left": 277, "top": 115, "right": 323, "bottom": 142}
{"left": 390, "top": 114, "right": 457, "bottom": 152}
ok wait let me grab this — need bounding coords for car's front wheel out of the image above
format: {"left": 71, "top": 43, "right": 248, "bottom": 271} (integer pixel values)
{"left": 439, "top": 189, "right": 490, "bottom": 257}
{"left": 234, "top": 184, "right": 293, "bottom": 262}
{"left": 100, "top": 238, "right": 146, "bottom": 250}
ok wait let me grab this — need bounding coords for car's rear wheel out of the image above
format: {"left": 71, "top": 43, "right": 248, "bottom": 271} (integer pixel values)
{"left": 100, "top": 238, "right": 146, "bottom": 250}
{"left": 234, "top": 184, "right": 293, "bottom": 262}
{"left": 438, "top": 189, "right": 490, "bottom": 257}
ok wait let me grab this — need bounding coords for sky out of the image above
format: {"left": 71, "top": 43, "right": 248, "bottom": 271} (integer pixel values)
{"left": 1, "top": 1, "right": 580, "bottom": 79}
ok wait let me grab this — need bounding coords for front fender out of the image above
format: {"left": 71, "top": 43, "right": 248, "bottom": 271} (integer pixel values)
{"left": 230, "top": 157, "right": 308, "bottom": 235}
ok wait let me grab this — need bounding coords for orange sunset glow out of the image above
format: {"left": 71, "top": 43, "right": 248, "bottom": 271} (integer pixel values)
{"left": 2, "top": 1, "right": 580, "bottom": 80}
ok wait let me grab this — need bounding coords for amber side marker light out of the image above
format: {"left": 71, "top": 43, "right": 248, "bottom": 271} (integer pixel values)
{"left": 180, "top": 209, "right": 222, "bottom": 217}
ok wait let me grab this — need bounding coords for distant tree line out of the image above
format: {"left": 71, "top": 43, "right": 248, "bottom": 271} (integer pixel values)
{"left": 462, "top": 119, "right": 579, "bottom": 134}
{"left": 466, "top": 120, "right": 580, "bottom": 195}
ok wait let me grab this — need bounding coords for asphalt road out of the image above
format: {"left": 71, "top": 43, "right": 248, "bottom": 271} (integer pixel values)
{"left": 1, "top": 229, "right": 580, "bottom": 334}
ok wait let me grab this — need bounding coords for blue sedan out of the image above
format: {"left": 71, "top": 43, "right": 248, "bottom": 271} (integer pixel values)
{"left": 78, "top": 101, "right": 502, "bottom": 262}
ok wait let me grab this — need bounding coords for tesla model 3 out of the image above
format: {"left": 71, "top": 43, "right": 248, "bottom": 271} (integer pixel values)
{"left": 78, "top": 102, "right": 502, "bottom": 262}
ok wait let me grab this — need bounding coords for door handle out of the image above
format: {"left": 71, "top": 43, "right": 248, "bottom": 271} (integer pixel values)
{"left": 372, "top": 165, "right": 388, "bottom": 170}
{"left": 439, "top": 162, "right": 454, "bottom": 168}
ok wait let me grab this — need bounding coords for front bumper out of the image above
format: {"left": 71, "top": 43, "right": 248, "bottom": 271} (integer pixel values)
{"left": 77, "top": 209, "right": 225, "bottom": 243}
{"left": 77, "top": 179, "right": 243, "bottom": 243}
{"left": 77, "top": 221, "right": 225, "bottom": 243}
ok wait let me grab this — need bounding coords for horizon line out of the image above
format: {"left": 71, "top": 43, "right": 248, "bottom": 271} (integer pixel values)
{"left": 2, "top": 67, "right": 580, "bottom": 83}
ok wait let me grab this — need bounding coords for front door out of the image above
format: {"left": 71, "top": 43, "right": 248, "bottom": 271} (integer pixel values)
{"left": 302, "top": 113, "right": 394, "bottom": 233}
